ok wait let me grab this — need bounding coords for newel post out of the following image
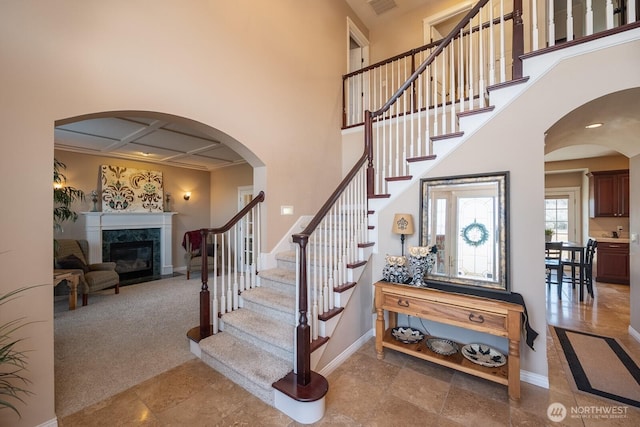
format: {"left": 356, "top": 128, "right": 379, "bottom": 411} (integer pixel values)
{"left": 199, "top": 229, "right": 212, "bottom": 339}
{"left": 295, "top": 235, "right": 311, "bottom": 386}
{"left": 365, "top": 110, "right": 375, "bottom": 198}
{"left": 512, "top": 0, "right": 524, "bottom": 79}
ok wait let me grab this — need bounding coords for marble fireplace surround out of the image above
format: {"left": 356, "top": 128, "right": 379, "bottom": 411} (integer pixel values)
{"left": 82, "top": 212, "right": 177, "bottom": 275}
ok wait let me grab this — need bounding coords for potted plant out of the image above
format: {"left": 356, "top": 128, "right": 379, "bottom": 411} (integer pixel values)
{"left": 0, "top": 285, "right": 40, "bottom": 418}
{"left": 53, "top": 159, "right": 85, "bottom": 233}
{"left": 545, "top": 228, "right": 554, "bottom": 242}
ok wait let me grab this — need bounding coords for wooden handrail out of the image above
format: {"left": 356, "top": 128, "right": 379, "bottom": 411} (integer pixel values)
{"left": 293, "top": 157, "right": 367, "bottom": 242}
{"left": 200, "top": 191, "right": 265, "bottom": 235}
{"left": 188, "top": 191, "right": 265, "bottom": 341}
{"left": 371, "top": 0, "right": 491, "bottom": 119}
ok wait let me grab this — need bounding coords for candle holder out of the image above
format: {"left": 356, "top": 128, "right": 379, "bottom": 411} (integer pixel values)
{"left": 90, "top": 190, "right": 99, "bottom": 212}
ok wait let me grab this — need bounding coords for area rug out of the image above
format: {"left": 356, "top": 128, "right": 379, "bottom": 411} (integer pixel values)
{"left": 54, "top": 275, "right": 201, "bottom": 417}
{"left": 554, "top": 327, "right": 640, "bottom": 408}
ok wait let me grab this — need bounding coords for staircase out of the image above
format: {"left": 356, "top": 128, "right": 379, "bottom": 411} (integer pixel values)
{"left": 197, "top": 234, "right": 373, "bottom": 407}
{"left": 198, "top": 253, "right": 295, "bottom": 404}
{"left": 187, "top": 1, "right": 640, "bottom": 422}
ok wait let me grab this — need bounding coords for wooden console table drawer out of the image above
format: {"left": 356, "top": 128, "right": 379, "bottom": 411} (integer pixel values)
{"left": 380, "top": 292, "right": 507, "bottom": 334}
{"left": 374, "top": 281, "right": 524, "bottom": 400}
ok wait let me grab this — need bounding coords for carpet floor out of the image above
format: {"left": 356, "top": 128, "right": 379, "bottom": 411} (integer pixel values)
{"left": 554, "top": 326, "right": 640, "bottom": 408}
{"left": 54, "top": 274, "right": 201, "bottom": 417}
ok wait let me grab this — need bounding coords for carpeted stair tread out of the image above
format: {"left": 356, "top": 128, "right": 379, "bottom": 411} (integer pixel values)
{"left": 242, "top": 287, "right": 295, "bottom": 312}
{"left": 259, "top": 267, "right": 296, "bottom": 285}
{"left": 199, "top": 332, "right": 291, "bottom": 391}
{"left": 222, "top": 309, "right": 294, "bottom": 353}
{"left": 276, "top": 251, "right": 296, "bottom": 263}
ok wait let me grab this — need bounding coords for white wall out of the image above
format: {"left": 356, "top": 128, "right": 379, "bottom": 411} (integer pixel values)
{"left": 359, "top": 36, "right": 640, "bottom": 382}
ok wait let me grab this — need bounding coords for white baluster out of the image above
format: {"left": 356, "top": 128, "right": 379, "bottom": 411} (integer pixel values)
{"left": 449, "top": 43, "right": 456, "bottom": 131}
{"left": 585, "top": 0, "right": 594, "bottom": 36}
{"left": 468, "top": 17, "right": 474, "bottom": 111}
{"left": 500, "top": 0, "right": 506, "bottom": 82}
{"left": 478, "top": 6, "right": 485, "bottom": 109}
{"left": 441, "top": 46, "right": 447, "bottom": 132}
{"left": 233, "top": 226, "right": 239, "bottom": 310}
{"left": 220, "top": 233, "right": 226, "bottom": 314}
{"left": 566, "top": 0, "right": 574, "bottom": 41}
{"left": 606, "top": 0, "right": 614, "bottom": 29}
{"left": 226, "top": 230, "right": 232, "bottom": 313}
{"left": 548, "top": 0, "right": 556, "bottom": 47}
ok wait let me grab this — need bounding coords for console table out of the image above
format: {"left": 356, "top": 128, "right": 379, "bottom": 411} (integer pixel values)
{"left": 374, "top": 281, "right": 524, "bottom": 400}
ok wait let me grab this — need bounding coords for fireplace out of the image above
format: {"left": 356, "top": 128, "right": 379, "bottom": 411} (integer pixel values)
{"left": 110, "top": 240, "right": 154, "bottom": 281}
{"left": 82, "top": 212, "right": 176, "bottom": 276}
{"left": 101, "top": 227, "right": 162, "bottom": 284}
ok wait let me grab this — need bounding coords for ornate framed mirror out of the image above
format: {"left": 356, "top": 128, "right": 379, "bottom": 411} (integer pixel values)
{"left": 420, "top": 171, "right": 510, "bottom": 292}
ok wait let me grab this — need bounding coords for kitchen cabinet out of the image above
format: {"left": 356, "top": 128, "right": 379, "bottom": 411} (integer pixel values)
{"left": 596, "top": 241, "right": 630, "bottom": 284}
{"left": 589, "top": 170, "right": 629, "bottom": 217}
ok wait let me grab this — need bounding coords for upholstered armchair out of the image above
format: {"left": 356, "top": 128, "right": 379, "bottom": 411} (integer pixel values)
{"left": 183, "top": 231, "right": 220, "bottom": 279}
{"left": 54, "top": 239, "right": 120, "bottom": 306}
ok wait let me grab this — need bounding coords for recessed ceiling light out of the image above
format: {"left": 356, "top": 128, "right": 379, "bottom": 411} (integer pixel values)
{"left": 141, "top": 152, "right": 151, "bottom": 156}
{"left": 585, "top": 123, "right": 603, "bottom": 129}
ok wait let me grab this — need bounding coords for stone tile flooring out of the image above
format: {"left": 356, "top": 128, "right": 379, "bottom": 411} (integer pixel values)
{"left": 59, "top": 281, "right": 640, "bottom": 426}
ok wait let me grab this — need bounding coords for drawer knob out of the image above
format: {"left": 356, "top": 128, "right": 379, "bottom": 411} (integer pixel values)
{"left": 468, "top": 313, "right": 485, "bottom": 323}
{"left": 397, "top": 299, "right": 410, "bottom": 307}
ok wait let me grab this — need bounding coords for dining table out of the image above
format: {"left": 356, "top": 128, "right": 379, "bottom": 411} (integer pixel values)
{"left": 546, "top": 241, "right": 588, "bottom": 302}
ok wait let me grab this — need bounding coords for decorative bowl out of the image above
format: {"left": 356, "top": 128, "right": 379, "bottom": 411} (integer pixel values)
{"left": 391, "top": 326, "right": 425, "bottom": 344}
{"left": 425, "top": 337, "right": 459, "bottom": 356}
{"left": 461, "top": 343, "right": 506, "bottom": 367}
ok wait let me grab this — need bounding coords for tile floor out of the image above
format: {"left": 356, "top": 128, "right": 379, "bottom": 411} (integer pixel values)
{"left": 59, "top": 281, "right": 640, "bottom": 426}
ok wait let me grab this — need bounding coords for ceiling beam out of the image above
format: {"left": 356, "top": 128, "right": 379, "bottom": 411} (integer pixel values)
{"left": 103, "top": 119, "right": 166, "bottom": 152}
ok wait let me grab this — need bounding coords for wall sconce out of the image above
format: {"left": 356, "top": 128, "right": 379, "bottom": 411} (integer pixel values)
{"left": 392, "top": 213, "right": 414, "bottom": 256}
{"left": 183, "top": 192, "right": 191, "bottom": 201}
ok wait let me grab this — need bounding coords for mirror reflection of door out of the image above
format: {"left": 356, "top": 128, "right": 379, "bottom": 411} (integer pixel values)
{"left": 238, "top": 186, "right": 253, "bottom": 272}
{"left": 429, "top": 186, "right": 497, "bottom": 282}
{"left": 456, "top": 192, "right": 495, "bottom": 281}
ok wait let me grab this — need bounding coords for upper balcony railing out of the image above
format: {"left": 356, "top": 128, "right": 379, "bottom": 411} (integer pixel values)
{"left": 343, "top": 0, "right": 637, "bottom": 128}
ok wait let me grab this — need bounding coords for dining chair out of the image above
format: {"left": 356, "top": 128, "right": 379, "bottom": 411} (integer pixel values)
{"left": 545, "top": 241, "right": 564, "bottom": 299}
{"left": 561, "top": 239, "right": 596, "bottom": 299}
{"left": 583, "top": 239, "right": 597, "bottom": 298}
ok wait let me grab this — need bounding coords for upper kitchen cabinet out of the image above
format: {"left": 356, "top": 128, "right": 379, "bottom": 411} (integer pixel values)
{"left": 589, "top": 169, "right": 629, "bottom": 218}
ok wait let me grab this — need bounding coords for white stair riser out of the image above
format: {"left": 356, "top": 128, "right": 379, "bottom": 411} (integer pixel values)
{"left": 319, "top": 311, "right": 342, "bottom": 337}
{"left": 334, "top": 286, "right": 355, "bottom": 308}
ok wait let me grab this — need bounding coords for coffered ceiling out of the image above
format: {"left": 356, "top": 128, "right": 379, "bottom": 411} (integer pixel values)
{"left": 54, "top": 116, "right": 246, "bottom": 171}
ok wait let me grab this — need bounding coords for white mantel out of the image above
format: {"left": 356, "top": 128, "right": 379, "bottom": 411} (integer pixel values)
{"left": 82, "top": 212, "right": 177, "bottom": 275}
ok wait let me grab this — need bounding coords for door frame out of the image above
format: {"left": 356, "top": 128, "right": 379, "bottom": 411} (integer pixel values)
{"left": 423, "top": 2, "right": 473, "bottom": 44}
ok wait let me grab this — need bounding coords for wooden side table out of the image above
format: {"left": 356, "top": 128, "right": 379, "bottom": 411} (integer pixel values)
{"left": 374, "top": 281, "right": 524, "bottom": 400}
{"left": 54, "top": 271, "right": 82, "bottom": 310}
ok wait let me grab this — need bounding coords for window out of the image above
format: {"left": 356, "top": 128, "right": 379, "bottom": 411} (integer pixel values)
{"left": 545, "top": 197, "right": 569, "bottom": 242}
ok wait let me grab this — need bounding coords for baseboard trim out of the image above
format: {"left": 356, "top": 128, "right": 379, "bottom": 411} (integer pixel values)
{"left": 629, "top": 325, "right": 640, "bottom": 344}
{"left": 521, "top": 369, "right": 549, "bottom": 389}
{"left": 318, "top": 328, "right": 374, "bottom": 377}
{"left": 36, "top": 418, "right": 58, "bottom": 427}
